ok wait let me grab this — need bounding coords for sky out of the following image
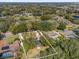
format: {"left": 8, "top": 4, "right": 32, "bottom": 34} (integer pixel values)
{"left": 0, "top": 0, "right": 79, "bottom": 2}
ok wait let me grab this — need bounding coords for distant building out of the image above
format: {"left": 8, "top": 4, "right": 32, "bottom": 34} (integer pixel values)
{"left": 63, "top": 30, "right": 79, "bottom": 39}
{"left": 4, "top": 31, "right": 13, "bottom": 37}
{"left": 64, "top": 20, "right": 79, "bottom": 30}
{"left": 45, "top": 31, "right": 61, "bottom": 39}
{"left": 73, "top": 29, "right": 79, "bottom": 36}
{"left": 23, "top": 11, "right": 33, "bottom": 16}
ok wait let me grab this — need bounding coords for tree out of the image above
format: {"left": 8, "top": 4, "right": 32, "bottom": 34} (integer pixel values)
{"left": 41, "top": 15, "right": 51, "bottom": 20}
{"left": 9, "top": 22, "right": 28, "bottom": 34}
{"left": 33, "top": 21, "right": 58, "bottom": 31}
{"left": 64, "top": 14, "right": 73, "bottom": 21}
{"left": 57, "top": 21, "right": 66, "bottom": 30}
{"left": 1, "top": 10, "right": 10, "bottom": 16}
{"left": 19, "top": 16, "right": 28, "bottom": 21}
{"left": 26, "top": 22, "right": 32, "bottom": 31}
{"left": 0, "top": 22, "right": 9, "bottom": 32}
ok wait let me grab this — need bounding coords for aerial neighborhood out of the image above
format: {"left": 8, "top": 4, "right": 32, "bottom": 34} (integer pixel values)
{"left": 0, "top": 2, "right": 79, "bottom": 59}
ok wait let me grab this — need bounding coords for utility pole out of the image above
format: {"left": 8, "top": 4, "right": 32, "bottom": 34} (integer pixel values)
{"left": 18, "top": 33, "right": 27, "bottom": 59}
{"left": 38, "top": 30, "right": 58, "bottom": 58}
{"left": 35, "top": 31, "right": 41, "bottom": 59}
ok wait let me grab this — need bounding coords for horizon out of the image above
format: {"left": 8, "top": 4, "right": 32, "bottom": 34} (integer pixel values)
{"left": 0, "top": 0, "right": 79, "bottom": 2}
